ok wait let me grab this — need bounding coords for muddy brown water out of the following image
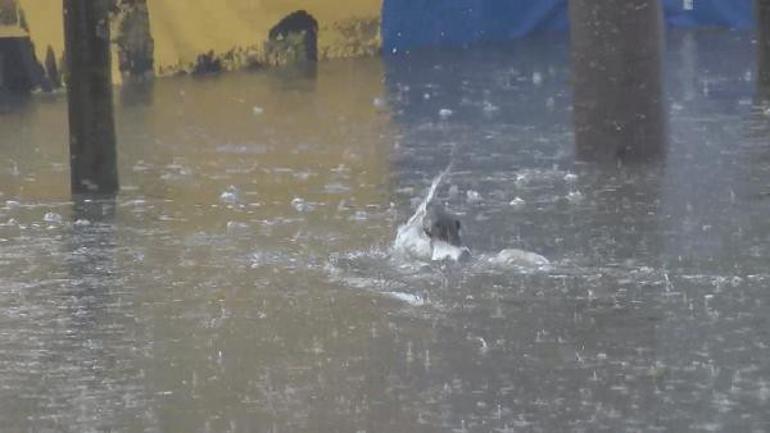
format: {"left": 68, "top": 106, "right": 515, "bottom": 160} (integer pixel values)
{"left": 0, "top": 30, "right": 769, "bottom": 432}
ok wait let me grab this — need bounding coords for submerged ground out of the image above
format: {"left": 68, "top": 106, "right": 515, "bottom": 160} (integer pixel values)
{"left": 0, "top": 30, "right": 769, "bottom": 432}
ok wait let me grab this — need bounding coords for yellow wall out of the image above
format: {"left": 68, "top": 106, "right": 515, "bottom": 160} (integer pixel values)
{"left": 16, "top": 0, "right": 382, "bottom": 81}
{"left": 15, "top": 1, "right": 63, "bottom": 61}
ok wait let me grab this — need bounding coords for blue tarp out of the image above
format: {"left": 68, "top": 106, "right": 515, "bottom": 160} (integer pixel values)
{"left": 382, "top": 0, "right": 755, "bottom": 53}
{"left": 663, "top": 0, "right": 754, "bottom": 28}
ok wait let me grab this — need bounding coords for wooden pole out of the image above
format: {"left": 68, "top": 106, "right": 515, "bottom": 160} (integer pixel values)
{"left": 64, "top": 0, "right": 118, "bottom": 195}
{"left": 758, "top": 0, "right": 770, "bottom": 98}
{"left": 569, "top": 0, "right": 666, "bottom": 164}
{"left": 0, "top": 49, "right": 4, "bottom": 89}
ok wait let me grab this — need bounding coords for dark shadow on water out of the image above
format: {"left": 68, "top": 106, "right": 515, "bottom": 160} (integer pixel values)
{"left": 265, "top": 61, "right": 318, "bottom": 93}
{"left": 21, "top": 194, "right": 148, "bottom": 431}
{"left": 67, "top": 195, "right": 117, "bottom": 321}
{"left": 72, "top": 194, "right": 117, "bottom": 224}
{"left": 0, "top": 89, "right": 31, "bottom": 114}
{"left": 119, "top": 78, "right": 155, "bottom": 107}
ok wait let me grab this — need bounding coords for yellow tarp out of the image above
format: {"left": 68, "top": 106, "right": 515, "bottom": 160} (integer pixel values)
{"left": 16, "top": 0, "right": 381, "bottom": 82}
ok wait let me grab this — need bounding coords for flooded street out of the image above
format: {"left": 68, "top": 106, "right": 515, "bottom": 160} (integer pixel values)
{"left": 1, "top": 30, "right": 770, "bottom": 432}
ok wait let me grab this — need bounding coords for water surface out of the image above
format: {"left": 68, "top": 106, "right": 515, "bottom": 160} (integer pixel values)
{"left": 1, "top": 30, "right": 769, "bottom": 432}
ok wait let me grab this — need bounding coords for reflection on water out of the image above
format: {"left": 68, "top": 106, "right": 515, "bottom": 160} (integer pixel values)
{"left": 1, "top": 31, "right": 770, "bottom": 432}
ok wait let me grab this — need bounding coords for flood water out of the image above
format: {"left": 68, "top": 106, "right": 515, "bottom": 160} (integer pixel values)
{"left": 1, "top": 30, "right": 770, "bottom": 432}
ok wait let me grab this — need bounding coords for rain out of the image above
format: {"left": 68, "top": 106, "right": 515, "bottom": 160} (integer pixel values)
{"left": 1, "top": 4, "right": 770, "bottom": 433}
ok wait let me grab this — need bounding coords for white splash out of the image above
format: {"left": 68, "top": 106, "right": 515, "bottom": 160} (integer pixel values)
{"left": 431, "top": 239, "right": 469, "bottom": 261}
{"left": 393, "top": 167, "right": 545, "bottom": 266}
{"left": 566, "top": 190, "right": 584, "bottom": 203}
{"left": 372, "top": 97, "right": 387, "bottom": 109}
{"left": 466, "top": 190, "right": 482, "bottom": 204}
{"left": 489, "top": 248, "right": 550, "bottom": 268}
{"left": 43, "top": 212, "right": 63, "bottom": 224}
{"left": 383, "top": 291, "right": 427, "bottom": 306}
{"left": 291, "top": 197, "right": 314, "bottom": 212}
{"left": 219, "top": 185, "right": 240, "bottom": 205}
{"left": 509, "top": 197, "right": 526, "bottom": 208}
{"left": 393, "top": 167, "right": 451, "bottom": 261}
{"left": 74, "top": 219, "right": 91, "bottom": 227}
{"left": 532, "top": 71, "right": 543, "bottom": 86}
{"left": 482, "top": 101, "right": 499, "bottom": 113}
